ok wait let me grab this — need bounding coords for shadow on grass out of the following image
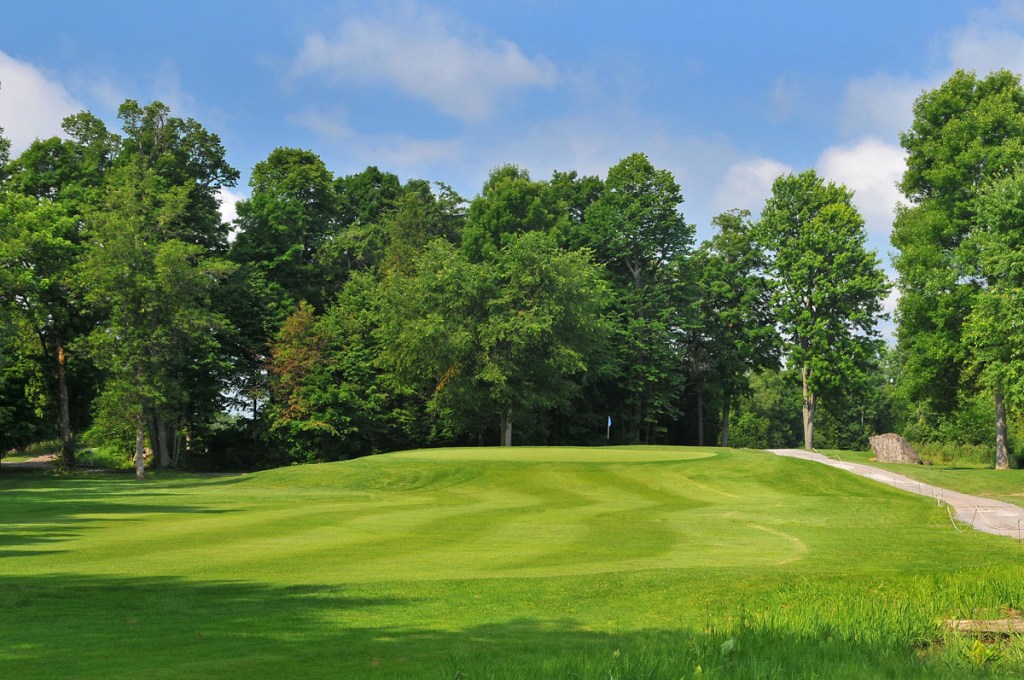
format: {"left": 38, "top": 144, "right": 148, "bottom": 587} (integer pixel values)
{"left": 1, "top": 573, "right": 1018, "bottom": 679}
{"left": 1, "top": 474, "right": 237, "bottom": 554}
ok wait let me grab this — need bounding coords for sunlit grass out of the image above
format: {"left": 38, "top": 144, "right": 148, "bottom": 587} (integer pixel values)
{"left": 2, "top": 446, "right": 1023, "bottom": 678}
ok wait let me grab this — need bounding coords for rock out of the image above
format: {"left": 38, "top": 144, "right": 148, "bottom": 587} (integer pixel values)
{"left": 869, "top": 433, "right": 924, "bottom": 464}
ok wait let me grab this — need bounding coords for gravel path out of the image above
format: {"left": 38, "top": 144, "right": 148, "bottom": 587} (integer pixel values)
{"left": 768, "top": 448, "right": 1024, "bottom": 541}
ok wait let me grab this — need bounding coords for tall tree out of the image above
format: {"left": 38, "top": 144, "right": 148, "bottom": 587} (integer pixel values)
{"left": 319, "top": 165, "right": 405, "bottom": 291}
{"left": 758, "top": 170, "right": 888, "bottom": 449}
{"left": 693, "top": 210, "right": 779, "bottom": 446}
{"left": 893, "top": 70, "right": 1024, "bottom": 464}
{"left": 230, "top": 148, "right": 337, "bottom": 310}
{"left": 0, "top": 194, "right": 80, "bottom": 467}
{"left": 118, "top": 100, "right": 238, "bottom": 251}
{"left": 81, "top": 161, "right": 235, "bottom": 476}
{"left": 964, "top": 166, "right": 1024, "bottom": 468}
{"left": 0, "top": 113, "right": 117, "bottom": 468}
{"left": 80, "top": 101, "right": 238, "bottom": 473}
{"left": 582, "top": 152, "right": 694, "bottom": 443}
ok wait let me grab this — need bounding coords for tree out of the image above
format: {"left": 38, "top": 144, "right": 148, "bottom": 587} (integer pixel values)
{"left": 382, "top": 181, "right": 465, "bottom": 275}
{"left": 461, "top": 164, "right": 559, "bottom": 262}
{"left": 227, "top": 147, "right": 337, "bottom": 419}
{"left": 79, "top": 101, "right": 238, "bottom": 475}
{"left": 380, "top": 232, "right": 612, "bottom": 446}
{"left": 693, "top": 210, "right": 779, "bottom": 446}
{"left": 893, "top": 69, "right": 1024, "bottom": 467}
{"left": 0, "top": 113, "right": 117, "bottom": 468}
{"left": 264, "top": 274, "right": 426, "bottom": 462}
{"left": 965, "top": 166, "right": 1024, "bottom": 468}
{"left": 581, "top": 152, "right": 694, "bottom": 443}
{"left": 318, "top": 165, "right": 405, "bottom": 294}
{"left": 758, "top": 170, "right": 888, "bottom": 450}
{"left": 0, "top": 194, "right": 80, "bottom": 467}
{"left": 118, "top": 100, "right": 239, "bottom": 251}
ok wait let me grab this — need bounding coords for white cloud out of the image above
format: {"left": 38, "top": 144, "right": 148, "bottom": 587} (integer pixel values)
{"left": 217, "top": 187, "right": 246, "bottom": 226}
{"left": 290, "top": 107, "right": 354, "bottom": 140}
{"left": 948, "top": 1, "right": 1024, "bottom": 75}
{"left": 292, "top": 2, "right": 557, "bottom": 122}
{"left": 840, "top": 74, "right": 927, "bottom": 140}
{"left": 0, "top": 50, "right": 83, "bottom": 155}
{"left": 713, "top": 157, "right": 794, "bottom": 216}
{"left": 818, "top": 137, "right": 906, "bottom": 236}
{"left": 949, "top": 24, "right": 1024, "bottom": 74}
{"left": 152, "top": 58, "right": 200, "bottom": 119}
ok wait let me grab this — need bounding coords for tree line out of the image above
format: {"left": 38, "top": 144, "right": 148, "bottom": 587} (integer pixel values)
{"left": 0, "top": 69, "right": 1019, "bottom": 472}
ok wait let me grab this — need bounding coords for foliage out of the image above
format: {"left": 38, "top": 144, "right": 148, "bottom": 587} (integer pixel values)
{"left": 759, "top": 169, "right": 889, "bottom": 448}
{"left": 79, "top": 157, "right": 236, "bottom": 470}
{"left": 892, "top": 69, "right": 1024, "bottom": 465}
{"left": 230, "top": 147, "right": 338, "bottom": 311}
{"left": 692, "top": 210, "right": 779, "bottom": 445}
{"left": 379, "top": 232, "right": 614, "bottom": 445}
{"left": 0, "top": 89, "right": 926, "bottom": 465}
{"left": 728, "top": 369, "right": 803, "bottom": 449}
{"left": 581, "top": 152, "right": 695, "bottom": 443}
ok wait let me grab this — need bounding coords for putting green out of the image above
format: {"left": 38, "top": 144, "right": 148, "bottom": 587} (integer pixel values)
{"left": 0, "top": 446, "right": 955, "bottom": 585}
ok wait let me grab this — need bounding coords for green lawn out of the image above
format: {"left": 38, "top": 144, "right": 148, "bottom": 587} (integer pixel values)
{"left": 2, "top": 446, "right": 1023, "bottom": 678}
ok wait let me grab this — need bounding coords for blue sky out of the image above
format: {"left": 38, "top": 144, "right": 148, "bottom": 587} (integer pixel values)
{"left": 2, "top": 0, "right": 1022, "bottom": 315}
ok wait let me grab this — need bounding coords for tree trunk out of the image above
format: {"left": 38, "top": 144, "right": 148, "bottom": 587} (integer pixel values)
{"left": 499, "top": 408, "right": 513, "bottom": 447}
{"left": 802, "top": 366, "right": 815, "bottom": 450}
{"left": 56, "top": 344, "right": 75, "bottom": 469}
{"left": 720, "top": 393, "right": 731, "bottom": 447}
{"left": 630, "top": 401, "right": 642, "bottom": 444}
{"left": 157, "top": 416, "right": 171, "bottom": 468}
{"left": 995, "top": 387, "right": 1010, "bottom": 470}
{"left": 134, "top": 415, "right": 146, "bottom": 481}
{"left": 148, "top": 412, "right": 172, "bottom": 468}
{"left": 696, "top": 387, "right": 705, "bottom": 446}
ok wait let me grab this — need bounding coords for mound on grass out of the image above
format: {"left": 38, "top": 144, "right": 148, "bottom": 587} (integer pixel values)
{"left": 2, "top": 446, "right": 1024, "bottom": 678}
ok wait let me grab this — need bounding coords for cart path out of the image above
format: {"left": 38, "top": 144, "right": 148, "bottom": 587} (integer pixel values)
{"left": 0, "top": 453, "right": 56, "bottom": 470}
{"left": 767, "top": 448, "right": 1024, "bottom": 540}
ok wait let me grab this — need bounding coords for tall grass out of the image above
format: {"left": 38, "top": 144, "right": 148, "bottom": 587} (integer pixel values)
{"left": 912, "top": 440, "right": 995, "bottom": 467}
{"left": 434, "top": 567, "right": 1024, "bottom": 679}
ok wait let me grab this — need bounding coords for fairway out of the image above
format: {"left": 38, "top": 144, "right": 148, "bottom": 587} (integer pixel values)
{"left": 3, "top": 446, "right": 1024, "bottom": 678}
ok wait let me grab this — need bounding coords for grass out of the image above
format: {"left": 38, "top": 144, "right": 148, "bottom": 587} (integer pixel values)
{"left": 2, "top": 445, "right": 1024, "bottom": 678}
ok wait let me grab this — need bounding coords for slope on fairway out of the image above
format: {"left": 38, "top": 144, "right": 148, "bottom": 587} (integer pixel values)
{"left": 2, "top": 446, "right": 970, "bottom": 586}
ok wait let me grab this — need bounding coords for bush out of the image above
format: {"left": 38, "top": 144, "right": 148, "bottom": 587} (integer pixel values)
{"left": 910, "top": 441, "right": 995, "bottom": 467}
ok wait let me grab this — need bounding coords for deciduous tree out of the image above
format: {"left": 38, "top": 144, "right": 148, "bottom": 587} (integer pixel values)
{"left": 693, "top": 210, "right": 779, "bottom": 446}
{"left": 893, "top": 69, "right": 1024, "bottom": 467}
{"left": 582, "top": 152, "right": 694, "bottom": 443}
{"left": 380, "top": 232, "right": 612, "bottom": 446}
{"left": 758, "top": 170, "right": 888, "bottom": 449}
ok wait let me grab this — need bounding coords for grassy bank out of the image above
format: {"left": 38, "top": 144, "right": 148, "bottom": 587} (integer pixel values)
{"left": 2, "top": 446, "right": 1023, "bottom": 677}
